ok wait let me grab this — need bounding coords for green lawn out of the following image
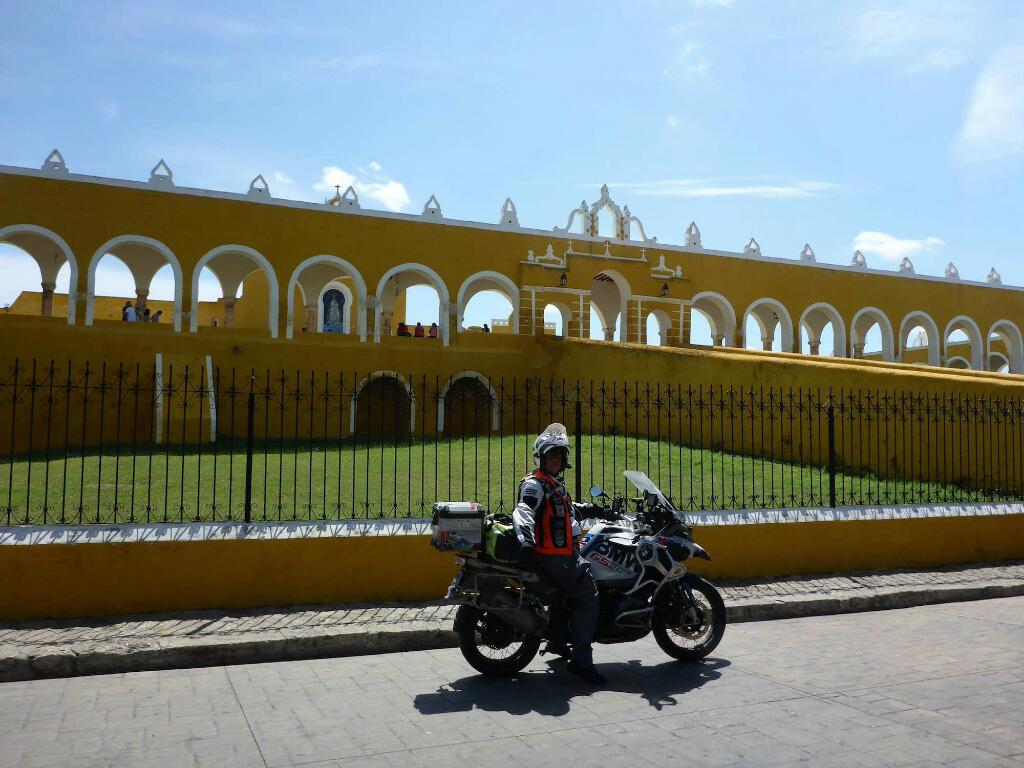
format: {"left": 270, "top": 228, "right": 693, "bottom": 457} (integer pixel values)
{"left": 0, "top": 434, "right": 987, "bottom": 525}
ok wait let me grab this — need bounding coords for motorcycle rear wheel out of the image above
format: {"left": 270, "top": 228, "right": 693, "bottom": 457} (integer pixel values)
{"left": 652, "top": 574, "right": 726, "bottom": 662}
{"left": 455, "top": 605, "right": 541, "bottom": 676}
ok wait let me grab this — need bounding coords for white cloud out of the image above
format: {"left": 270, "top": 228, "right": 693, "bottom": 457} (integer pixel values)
{"left": 666, "top": 115, "right": 680, "bottom": 128}
{"left": 368, "top": 161, "right": 383, "bottom": 172}
{"left": 852, "top": 231, "right": 944, "bottom": 262}
{"left": 953, "top": 46, "right": 1024, "bottom": 170}
{"left": 606, "top": 178, "right": 838, "bottom": 199}
{"left": 97, "top": 101, "right": 119, "bottom": 121}
{"left": 314, "top": 164, "right": 411, "bottom": 212}
{"left": 846, "top": 4, "right": 973, "bottom": 75}
{"left": 312, "top": 53, "right": 385, "bottom": 72}
{"left": 273, "top": 171, "right": 294, "bottom": 185}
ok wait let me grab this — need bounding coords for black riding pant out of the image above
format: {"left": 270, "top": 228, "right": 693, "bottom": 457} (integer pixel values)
{"left": 534, "top": 554, "right": 599, "bottom": 666}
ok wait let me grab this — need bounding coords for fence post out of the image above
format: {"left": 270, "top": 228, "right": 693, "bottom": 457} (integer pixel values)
{"left": 574, "top": 397, "right": 583, "bottom": 500}
{"left": 827, "top": 395, "right": 837, "bottom": 508}
{"left": 243, "top": 372, "right": 256, "bottom": 523}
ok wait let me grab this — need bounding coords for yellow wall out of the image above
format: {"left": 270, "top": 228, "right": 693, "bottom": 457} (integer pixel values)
{"left": 2, "top": 512, "right": 1021, "bottom": 620}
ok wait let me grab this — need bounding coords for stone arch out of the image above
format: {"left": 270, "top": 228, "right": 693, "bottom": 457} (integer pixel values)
{"left": 989, "top": 351, "right": 1010, "bottom": 373}
{"left": 590, "top": 269, "right": 631, "bottom": 341}
{"left": 690, "top": 291, "right": 736, "bottom": 346}
{"left": 544, "top": 301, "right": 572, "bottom": 337}
{"left": 87, "top": 235, "right": 183, "bottom": 331}
{"left": 317, "top": 281, "right": 353, "bottom": 334}
{"left": 943, "top": 315, "right": 984, "bottom": 370}
{"left": 437, "top": 371, "right": 500, "bottom": 433}
{"left": 456, "top": 270, "right": 519, "bottom": 333}
{"left": 743, "top": 298, "right": 794, "bottom": 352}
{"left": 286, "top": 255, "right": 368, "bottom": 340}
{"left": 0, "top": 224, "right": 79, "bottom": 323}
{"left": 798, "top": 302, "right": 846, "bottom": 357}
{"left": 850, "top": 307, "right": 894, "bottom": 361}
{"left": 645, "top": 309, "right": 672, "bottom": 346}
{"left": 988, "top": 319, "right": 1023, "bottom": 374}
{"left": 946, "top": 355, "right": 970, "bottom": 369}
{"left": 374, "top": 263, "right": 450, "bottom": 345}
{"left": 350, "top": 371, "right": 416, "bottom": 435}
{"left": 191, "top": 245, "right": 280, "bottom": 337}
{"left": 898, "top": 310, "right": 940, "bottom": 367}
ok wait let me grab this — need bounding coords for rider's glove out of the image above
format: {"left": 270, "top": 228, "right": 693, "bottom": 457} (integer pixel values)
{"left": 576, "top": 503, "right": 605, "bottom": 518}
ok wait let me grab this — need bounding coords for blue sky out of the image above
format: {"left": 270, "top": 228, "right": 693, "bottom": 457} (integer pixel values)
{"left": 2, "top": 0, "right": 1023, "bottom": 346}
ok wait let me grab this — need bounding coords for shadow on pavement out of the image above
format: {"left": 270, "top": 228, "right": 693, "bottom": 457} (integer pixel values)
{"left": 413, "top": 657, "right": 729, "bottom": 717}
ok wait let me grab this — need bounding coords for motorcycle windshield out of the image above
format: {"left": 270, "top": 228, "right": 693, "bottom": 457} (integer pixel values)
{"left": 623, "top": 470, "right": 675, "bottom": 511}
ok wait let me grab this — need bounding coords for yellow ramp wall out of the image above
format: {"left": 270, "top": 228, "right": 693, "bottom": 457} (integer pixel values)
{"left": 1, "top": 510, "right": 1021, "bottom": 621}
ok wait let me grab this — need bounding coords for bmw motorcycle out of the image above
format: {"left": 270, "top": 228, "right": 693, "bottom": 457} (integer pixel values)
{"left": 432, "top": 470, "right": 726, "bottom": 676}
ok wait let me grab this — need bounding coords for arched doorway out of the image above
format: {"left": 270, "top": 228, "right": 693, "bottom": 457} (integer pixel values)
{"left": 590, "top": 270, "right": 630, "bottom": 341}
{"left": 0, "top": 225, "right": 77, "bottom": 322}
{"left": 645, "top": 310, "right": 671, "bottom": 346}
{"left": 898, "top": 311, "right": 940, "bottom": 366}
{"left": 375, "top": 263, "right": 450, "bottom": 344}
{"left": 544, "top": 302, "right": 572, "bottom": 337}
{"left": 943, "top": 316, "right": 983, "bottom": 370}
{"left": 456, "top": 271, "right": 519, "bottom": 334}
{"left": 689, "top": 291, "right": 736, "bottom": 347}
{"left": 352, "top": 373, "right": 414, "bottom": 437}
{"left": 192, "top": 245, "right": 280, "bottom": 337}
{"left": 988, "top": 320, "right": 1023, "bottom": 374}
{"left": 743, "top": 298, "right": 794, "bottom": 352}
{"left": 799, "top": 303, "right": 846, "bottom": 357}
{"left": 850, "top": 307, "right": 894, "bottom": 361}
{"left": 439, "top": 372, "right": 498, "bottom": 434}
{"left": 87, "top": 236, "right": 183, "bottom": 330}
{"left": 286, "top": 255, "right": 367, "bottom": 340}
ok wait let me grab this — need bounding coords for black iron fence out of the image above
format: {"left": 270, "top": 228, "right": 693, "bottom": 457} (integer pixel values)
{"left": 1, "top": 358, "right": 1022, "bottom": 525}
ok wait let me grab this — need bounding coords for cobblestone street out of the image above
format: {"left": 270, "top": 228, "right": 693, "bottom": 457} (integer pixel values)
{"left": 2, "top": 597, "right": 1022, "bottom": 767}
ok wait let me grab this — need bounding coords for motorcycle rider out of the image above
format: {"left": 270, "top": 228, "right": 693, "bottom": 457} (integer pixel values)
{"left": 513, "top": 423, "right": 606, "bottom": 684}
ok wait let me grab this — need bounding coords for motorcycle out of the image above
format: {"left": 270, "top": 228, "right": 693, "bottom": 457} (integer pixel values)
{"left": 431, "top": 470, "right": 726, "bottom": 676}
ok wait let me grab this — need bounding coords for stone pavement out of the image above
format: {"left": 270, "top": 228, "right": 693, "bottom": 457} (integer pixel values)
{"left": 1, "top": 596, "right": 1022, "bottom": 767}
{"left": 1, "top": 561, "right": 1022, "bottom": 684}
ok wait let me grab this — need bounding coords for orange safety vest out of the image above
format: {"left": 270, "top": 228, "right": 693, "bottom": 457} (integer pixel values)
{"left": 525, "top": 470, "right": 574, "bottom": 557}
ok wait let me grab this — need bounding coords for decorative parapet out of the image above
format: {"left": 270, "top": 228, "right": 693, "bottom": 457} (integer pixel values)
{"left": 650, "top": 254, "right": 683, "bottom": 280}
{"left": 247, "top": 174, "right": 271, "bottom": 199}
{"left": 148, "top": 159, "right": 174, "bottom": 187}
{"left": 40, "top": 149, "right": 68, "bottom": 175}
{"left": 944, "top": 262, "right": 959, "bottom": 281}
{"left": 684, "top": 221, "right": 702, "bottom": 248}
{"left": 744, "top": 238, "right": 761, "bottom": 257}
{"left": 988, "top": 267, "right": 1002, "bottom": 285}
{"left": 326, "top": 185, "right": 360, "bottom": 209}
{"left": 498, "top": 198, "right": 519, "bottom": 228}
{"left": 899, "top": 256, "right": 915, "bottom": 274}
{"left": 421, "top": 194, "right": 443, "bottom": 219}
{"left": 800, "top": 244, "right": 816, "bottom": 263}
{"left": 622, "top": 204, "right": 656, "bottom": 243}
{"left": 554, "top": 185, "right": 654, "bottom": 243}
{"left": 851, "top": 250, "right": 867, "bottom": 269}
{"left": 525, "top": 243, "right": 565, "bottom": 269}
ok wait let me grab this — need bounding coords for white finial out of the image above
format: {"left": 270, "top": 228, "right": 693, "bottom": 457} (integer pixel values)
{"left": 657, "top": 254, "right": 668, "bottom": 271}
{"left": 744, "top": 238, "right": 761, "bottom": 256}
{"left": 41, "top": 149, "right": 68, "bottom": 175}
{"left": 800, "top": 244, "right": 816, "bottom": 262}
{"left": 527, "top": 249, "right": 536, "bottom": 262}
{"left": 987, "top": 267, "right": 1002, "bottom": 284}
{"left": 422, "top": 194, "right": 443, "bottom": 218}
{"left": 544, "top": 244, "right": 556, "bottom": 262}
{"left": 675, "top": 266, "right": 682, "bottom": 278}
{"left": 899, "top": 256, "right": 915, "bottom": 274}
{"left": 684, "top": 221, "right": 702, "bottom": 248}
{"left": 149, "top": 159, "right": 174, "bottom": 187}
{"left": 498, "top": 198, "right": 519, "bottom": 228}
{"left": 851, "top": 250, "right": 867, "bottom": 269}
{"left": 944, "top": 262, "right": 959, "bottom": 280}
{"left": 247, "top": 174, "right": 270, "bottom": 198}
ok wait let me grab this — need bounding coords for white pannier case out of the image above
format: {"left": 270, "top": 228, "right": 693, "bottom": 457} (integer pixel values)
{"left": 431, "top": 502, "right": 485, "bottom": 552}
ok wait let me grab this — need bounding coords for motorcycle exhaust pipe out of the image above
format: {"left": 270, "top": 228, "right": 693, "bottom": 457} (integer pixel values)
{"left": 489, "top": 606, "right": 547, "bottom": 636}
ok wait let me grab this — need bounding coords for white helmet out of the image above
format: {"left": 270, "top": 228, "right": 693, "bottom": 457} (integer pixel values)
{"left": 533, "top": 423, "right": 571, "bottom": 472}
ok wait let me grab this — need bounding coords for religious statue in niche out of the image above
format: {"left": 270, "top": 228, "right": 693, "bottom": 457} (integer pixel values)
{"left": 322, "top": 288, "right": 345, "bottom": 333}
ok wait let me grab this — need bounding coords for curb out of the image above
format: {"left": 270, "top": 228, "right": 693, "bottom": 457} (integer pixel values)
{"left": 3, "top": 582, "right": 1023, "bottom": 684}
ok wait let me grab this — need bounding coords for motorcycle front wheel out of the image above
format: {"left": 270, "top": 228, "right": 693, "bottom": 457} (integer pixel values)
{"left": 652, "top": 574, "right": 726, "bottom": 662}
{"left": 454, "top": 605, "right": 541, "bottom": 676}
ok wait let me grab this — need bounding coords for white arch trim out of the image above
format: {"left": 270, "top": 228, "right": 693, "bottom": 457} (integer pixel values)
{"left": 798, "top": 302, "right": 847, "bottom": 358}
{"left": 349, "top": 371, "right": 416, "bottom": 434}
{"left": 191, "top": 244, "right": 280, "bottom": 338}
{"left": 943, "top": 315, "right": 984, "bottom": 371}
{"left": 374, "top": 262, "right": 451, "bottom": 346}
{"left": 988, "top": 319, "right": 1024, "bottom": 374}
{"left": 946, "top": 355, "right": 971, "bottom": 369}
{"left": 437, "top": 371, "right": 500, "bottom": 432}
{"left": 898, "top": 310, "right": 940, "bottom": 366}
{"left": 850, "top": 306, "right": 895, "bottom": 362}
{"left": 285, "top": 254, "right": 368, "bottom": 340}
{"left": 690, "top": 291, "right": 737, "bottom": 346}
{"left": 0, "top": 224, "right": 79, "bottom": 325}
{"left": 456, "top": 270, "right": 520, "bottom": 334}
{"left": 645, "top": 309, "right": 671, "bottom": 346}
{"left": 544, "top": 301, "right": 572, "bottom": 337}
{"left": 742, "top": 297, "right": 794, "bottom": 353}
{"left": 87, "top": 235, "right": 183, "bottom": 331}
{"left": 317, "top": 281, "right": 353, "bottom": 334}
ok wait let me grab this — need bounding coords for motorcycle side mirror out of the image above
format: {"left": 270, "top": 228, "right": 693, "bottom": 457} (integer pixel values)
{"left": 590, "top": 485, "right": 607, "bottom": 499}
